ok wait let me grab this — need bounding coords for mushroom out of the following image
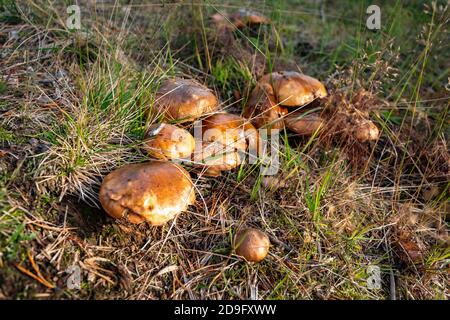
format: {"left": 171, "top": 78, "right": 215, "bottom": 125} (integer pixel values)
{"left": 143, "top": 123, "right": 195, "bottom": 160}
{"left": 284, "top": 111, "right": 324, "bottom": 136}
{"left": 192, "top": 141, "right": 242, "bottom": 177}
{"left": 354, "top": 119, "right": 380, "bottom": 141}
{"left": 233, "top": 228, "right": 270, "bottom": 262}
{"left": 201, "top": 112, "right": 260, "bottom": 156}
{"left": 153, "top": 78, "right": 218, "bottom": 123}
{"left": 99, "top": 162, "right": 196, "bottom": 225}
{"left": 243, "top": 81, "right": 288, "bottom": 132}
{"left": 211, "top": 9, "right": 269, "bottom": 31}
{"left": 261, "top": 71, "right": 327, "bottom": 107}
{"left": 229, "top": 9, "right": 270, "bottom": 29}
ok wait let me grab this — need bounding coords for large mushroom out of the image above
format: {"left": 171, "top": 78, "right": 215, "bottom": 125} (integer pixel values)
{"left": 233, "top": 228, "right": 270, "bottom": 262}
{"left": 152, "top": 78, "right": 218, "bottom": 123}
{"left": 143, "top": 123, "right": 195, "bottom": 160}
{"left": 99, "top": 162, "right": 196, "bottom": 225}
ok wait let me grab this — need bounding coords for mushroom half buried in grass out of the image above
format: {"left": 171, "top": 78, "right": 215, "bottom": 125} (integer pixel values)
{"left": 353, "top": 119, "right": 380, "bottom": 142}
{"left": 143, "top": 123, "right": 195, "bottom": 160}
{"left": 152, "top": 78, "right": 218, "bottom": 123}
{"left": 99, "top": 162, "right": 196, "bottom": 225}
{"left": 192, "top": 141, "right": 242, "bottom": 177}
{"left": 233, "top": 228, "right": 270, "bottom": 262}
{"left": 243, "top": 81, "right": 288, "bottom": 133}
{"left": 284, "top": 111, "right": 324, "bottom": 136}
{"left": 229, "top": 9, "right": 270, "bottom": 29}
{"left": 201, "top": 112, "right": 260, "bottom": 158}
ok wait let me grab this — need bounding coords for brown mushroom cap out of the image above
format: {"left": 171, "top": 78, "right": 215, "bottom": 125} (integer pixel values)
{"left": 143, "top": 123, "right": 195, "bottom": 160}
{"left": 284, "top": 112, "right": 324, "bottom": 136}
{"left": 233, "top": 228, "right": 270, "bottom": 262}
{"left": 99, "top": 162, "right": 196, "bottom": 225}
{"left": 354, "top": 119, "right": 380, "bottom": 142}
{"left": 153, "top": 78, "right": 218, "bottom": 122}
{"left": 261, "top": 71, "right": 327, "bottom": 107}
{"left": 201, "top": 113, "right": 260, "bottom": 156}
{"left": 230, "top": 9, "right": 270, "bottom": 28}
{"left": 192, "top": 141, "right": 242, "bottom": 177}
{"left": 243, "top": 82, "right": 287, "bottom": 132}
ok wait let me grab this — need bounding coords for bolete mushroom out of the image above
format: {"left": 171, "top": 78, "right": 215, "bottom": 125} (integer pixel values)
{"left": 233, "top": 228, "right": 270, "bottom": 262}
{"left": 143, "top": 123, "right": 195, "bottom": 160}
{"left": 284, "top": 111, "right": 324, "bottom": 136}
{"left": 153, "top": 78, "right": 218, "bottom": 123}
{"left": 192, "top": 141, "right": 242, "bottom": 177}
{"left": 261, "top": 71, "right": 327, "bottom": 107}
{"left": 201, "top": 112, "right": 260, "bottom": 157}
{"left": 354, "top": 119, "right": 380, "bottom": 142}
{"left": 229, "top": 9, "right": 270, "bottom": 29}
{"left": 243, "top": 81, "right": 287, "bottom": 132}
{"left": 99, "top": 162, "right": 196, "bottom": 225}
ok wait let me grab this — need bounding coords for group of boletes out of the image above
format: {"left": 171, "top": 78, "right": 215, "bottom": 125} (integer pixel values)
{"left": 99, "top": 11, "right": 380, "bottom": 263}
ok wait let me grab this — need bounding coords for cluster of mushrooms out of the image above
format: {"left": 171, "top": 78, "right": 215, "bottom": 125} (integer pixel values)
{"left": 98, "top": 11, "right": 380, "bottom": 263}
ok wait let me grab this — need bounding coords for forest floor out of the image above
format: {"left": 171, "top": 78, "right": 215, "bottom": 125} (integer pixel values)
{"left": 0, "top": 0, "right": 449, "bottom": 299}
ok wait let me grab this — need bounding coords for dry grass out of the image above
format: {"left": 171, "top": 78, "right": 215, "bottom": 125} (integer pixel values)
{"left": 0, "top": 0, "right": 449, "bottom": 300}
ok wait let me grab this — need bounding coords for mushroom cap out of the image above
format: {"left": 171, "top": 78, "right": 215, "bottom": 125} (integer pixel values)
{"left": 284, "top": 112, "right": 324, "bottom": 136}
{"left": 354, "top": 119, "right": 380, "bottom": 142}
{"left": 230, "top": 9, "right": 270, "bottom": 28}
{"left": 201, "top": 113, "right": 260, "bottom": 156}
{"left": 261, "top": 71, "right": 327, "bottom": 107}
{"left": 243, "top": 82, "right": 287, "bottom": 132}
{"left": 233, "top": 228, "right": 270, "bottom": 262}
{"left": 192, "top": 141, "right": 242, "bottom": 177}
{"left": 153, "top": 78, "right": 218, "bottom": 122}
{"left": 143, "top": 123, "right": 195, "bottom": 160}
{"left": 99, "top": 162, "right": 196, "bottom": 225}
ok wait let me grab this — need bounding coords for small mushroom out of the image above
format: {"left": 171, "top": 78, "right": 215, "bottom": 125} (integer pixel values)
{"left": 284, "top": 111, "right": 324, "bottom": 136}
{"left": 229, "top": 9, "right": 270, "bottom": 28}
{"left": 153, "top": 78, "right": 218, "bottom": 123}
{"left": 354, "top": 119, "right": 380, "bottom": 141}
{"left": 143, "top": 123, "right": 195, "bottom": 160}
{"left": 192, "top": 141, "right": 242, "bottom": 177}
{"left": 261, "top": 71, "right": 327, "bottom": 107}
{"left": 99, "top": 162, "right": 196, "bottom": 225}
{"left": 233, "top": 228, "right": 270, "bottom": 262}
{"left": 243, "top": 81, "right": 287, "bottom": 132}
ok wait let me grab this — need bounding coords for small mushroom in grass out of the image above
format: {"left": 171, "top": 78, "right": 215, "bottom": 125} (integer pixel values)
{"left": 153, "top": 78, "right": 218, "bottom": 123}
{"left": 99, "top": 162, "right": 196, "bottom": 225}
{"left": 243, "top": 82, "right": 288, "bottom": 132}
{"left": 201, "top": 112, "right": 260, "bottom": 157}
{"left": 211, "top": 9, "right": 270, "bottom": 31}
{"left": 192, "top": 141, "right": 242, "bottom": 177}
{"left": 229, "top": 9, "right": 270, "bottom": 28}
{"left": 261, "top": 71, "right": 327, "bottom": 107}
{"left": 353, "top": 119, "right": 380, "bottom": 142}
{"left": 143, "top": 123, "right": 195, "bottom": 160}
{"left": 284, "top": 111, "right": 324, "bottom": 136}
{"left": 233, "top": 228, "right": 270, "bottom": 262}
